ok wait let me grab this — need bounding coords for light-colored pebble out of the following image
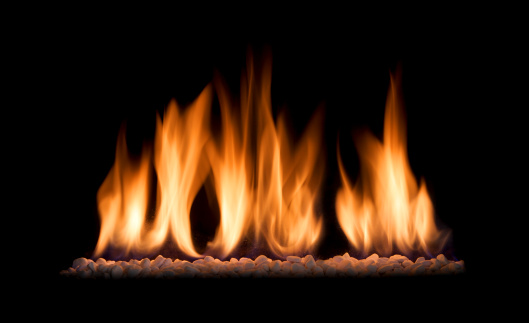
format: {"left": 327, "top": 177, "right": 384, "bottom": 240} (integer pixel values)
{"left": 302, "top": 255, "right": 315, "bottom": 265}
{"left": 88, "top": 262, "right": 97, "bottom": 272}
{"left": 255, "top": 255, "right": 269, "bottom": 266}
{"left": 421, "top": 260, "right": 433, "bottom": 268}
{"left": 160, "top": 258, "right": 173, "bottom": 269}
{"left": 377, "top": 264, "right": 393, "bottom": 274}
{"left": 286, "top": 256, "right": 301, "bottom": 263}
{"left": 281, "top": 261, "right": 292, "bottom": 273}
{"left": 389, "top": 254, "right": 407, "bottom": 263}
{"left": 338, "top": 260, "right": 351, "bottom": 271}
{"left": 353, "top": 262, "right": 366, "bottom": 272}
{"left": 111, "top": 265, "right": 123, "bottom": 279}
{"left": 402, "top": 260, "right": 413, "bottom": 267}
{"left": 140, "top": 258, "right": 151, "bottom": 268}
{"left": 73, "top": 257, "right": 88, "bottom": 269}
{"left": 333, "top": 255, "right": 344, "bottom": 263}
{"left": 361, "top": 258, "right": 375, "bottom": 266}
{"left": 437, "top": 254, "right": 449, "bottom": 265}
{"left": 366, "top": 253, "right": 379, "bottom": 261}
{"left": 292, "top": 263, "right": 305, "bottom": 274}
{"left": 305, "top": 258, "right": 316, "bottom": 270}
{"left": 257, "top": 263, "right": 269, "bottom": 272}
{"left": 270, "top": 261, "right": 281, "bottom": 273}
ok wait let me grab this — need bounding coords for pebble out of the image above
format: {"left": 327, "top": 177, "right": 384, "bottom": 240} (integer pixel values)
{"left": 140, "top": 258, "right": 151, "bottom": 268}
{"left": 243, "top": 262, "right": 255, "bottom": 270}
{"left": 291, "top": 263, "right": 305, "bottom": 274}
{"left": 255, "top": 255, "right": 269, "bottom": 266}
{"left": 325, "top": 266, "right": 337, "bottom": 277}
{"left": 302, "top": 255, "right": 315, "bottom": 264}
{"left": 333, "top": 255, "right": 344, "bottom": 263}
{"left": 305, "top": 258, "right": 316, "bottom": 270}
{"left": 377, "top": 264, "right": 393, "bottom": 274}
{"left": 61, "top": 253, "right": 464, "bottom": 279}
{"left": 389, "top": 255, "right": 407, "bottom": 263}
{"left": 270, "top": 261, "right": 281, "bottom": 273}
{"left": 286, "top": 256, "right": 301, "bottom": 263}
{"left": 402, "top": 260, "right": 413, "bottom": 268}
{"left": 281, "top": 261, "right": 292, "bottom": 273}
{"left": 366, "top": 264, "right": 378, "bottom": 273}
{"left": 437, "top": 254, "right": 449, "bottom": 265}
{"left": 152, "top": 255, "right": 166, "bottom": 268}
{"left": 366, "top": 253, "right": 379, "bottom": 261}
{"left": 127, "top": 266, "right": 141, "bottom": 278}
{"left": 338, "top": 260, "right": 351, "bottom": 271}
{"left": 72, "top": 257, "right": 88, "bottom": 269}
{"left": 110, "top": 265, "right": 123, "bottom": 279}
{"left": 87, "top": 262, "right": 97, "bottom": 272}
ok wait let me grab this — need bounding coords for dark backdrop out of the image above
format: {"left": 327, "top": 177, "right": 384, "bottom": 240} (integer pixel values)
{"left": 26, "top": 10, "right": 496, "bottom": 308}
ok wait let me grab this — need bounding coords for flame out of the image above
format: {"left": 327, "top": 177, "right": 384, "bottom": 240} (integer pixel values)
{"left": 94, "top": 125, "right": 152, "bottom": 257}
{"left": 206, "top": 54, "right": 324, "bottom": 258}
{"left": 94, "top": 87, "right": 212, "bottom": 258}
{"left": 336, "top": 73, "right": 449, "bottom": 257}
{"left": 94, "top": 53, "right": 324, "bottom": 259}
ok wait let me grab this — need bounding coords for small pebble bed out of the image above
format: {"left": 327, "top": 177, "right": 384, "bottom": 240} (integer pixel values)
{"left": 60, "top": 253, "right": 465, "bottom": 279}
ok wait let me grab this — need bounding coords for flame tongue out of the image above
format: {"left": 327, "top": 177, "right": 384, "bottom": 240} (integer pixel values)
{"left": 148, "top": 88, "right": 212, "bottom": 258}
{"left": 206, "top": 56, "right": 324, "bottom": 258}
{"left": 94, "top": 125, "right": 152, "bottom": 257}
{"left": 336, "top": 74, "right": 449, "bottom": 257}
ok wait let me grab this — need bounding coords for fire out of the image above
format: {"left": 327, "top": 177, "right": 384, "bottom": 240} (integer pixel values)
{"left": 95, "top": 88, "right": 212, "bottom": 258}
{"left": 94, "top": 53, "right": 324, "bottom": 259}
{"left": 93, "top": 126, "right": 152, "bottom": 257}
{"left": 335, "top": 73, "right": 450, "bottom": 257}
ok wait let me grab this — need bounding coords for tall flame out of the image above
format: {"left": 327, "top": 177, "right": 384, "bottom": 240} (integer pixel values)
{"left": 206, "top": 54, "right": 324, "bottom": 258}
{"left": 336, "top": 73, "right": 449, "bottom": 257}
{"left": 94, "top": 53, "right": 324, "bottom": 259}
{"left": 94, "top": 125, "right": 152, "bottom": 257}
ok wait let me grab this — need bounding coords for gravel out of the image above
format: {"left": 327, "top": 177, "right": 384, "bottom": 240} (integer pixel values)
{"left": 60, "top": 253, "right": 465, "bottom": 279}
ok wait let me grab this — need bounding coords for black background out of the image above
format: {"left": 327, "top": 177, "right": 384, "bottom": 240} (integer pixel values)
{"left": 19, "top": 7, "right": 514, "bottom": 312}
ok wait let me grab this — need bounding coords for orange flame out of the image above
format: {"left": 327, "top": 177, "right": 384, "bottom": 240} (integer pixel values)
{"left": 94, "top": 53, "right": 324, "bottom": 259}
{"left": 94, "top": 87, "right": 212, "bottom": 258}
{"left": 206, "top": 54, "right": 324, "bottom": 258}
{"left": 94, "top": 125, "right": 152, "bottom": 257}
{"left": 336, "top": 73, "right": 449, "bottom": 257}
